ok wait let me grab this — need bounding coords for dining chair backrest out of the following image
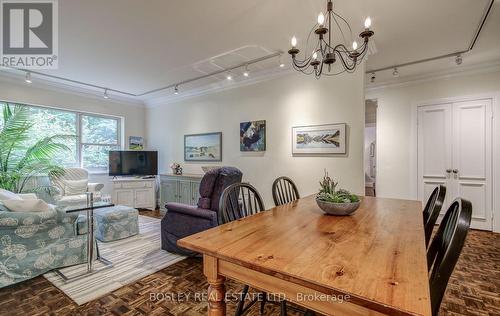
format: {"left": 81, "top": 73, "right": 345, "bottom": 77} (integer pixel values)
{"left": 427, "top": 198, "right": 472, "bottom": 316}
{"left": 219, "top": 183, "right": 265, "bottom": 224}
{"left": 423, "top": 185, "right": 446, "bottom": 247}
{"left": 272, "top": 176, "right": 300, "bottom": 206}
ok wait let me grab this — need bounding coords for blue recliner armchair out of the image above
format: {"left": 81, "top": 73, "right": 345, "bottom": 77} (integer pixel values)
{"left": 161, "top": 167, "right": 242, "bottom": 256}
{"left": 0, "top": 193, "right": 87, "bottom": 288}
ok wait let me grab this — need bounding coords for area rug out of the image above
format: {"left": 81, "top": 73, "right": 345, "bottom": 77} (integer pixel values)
{"left": 44, "top": 215, "right": 185, "bottom": 305}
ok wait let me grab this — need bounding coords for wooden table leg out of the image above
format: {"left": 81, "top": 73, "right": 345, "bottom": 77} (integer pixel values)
{"left": 204, "top": 255, "right": 226, "bottom": 316}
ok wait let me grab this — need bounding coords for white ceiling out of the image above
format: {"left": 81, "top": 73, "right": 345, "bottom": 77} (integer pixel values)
{"left": 1, "top": 0, "right": 499, "bottom": 104}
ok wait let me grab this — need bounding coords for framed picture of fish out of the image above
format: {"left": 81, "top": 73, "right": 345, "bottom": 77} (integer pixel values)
{"left": 292, "top": 123, "right": 346, "bottom": 155}
{"left": 240, "top": 120, "right": 266, "bottom": 152}
{"left": 184, "top": 132, "right": 222, "bottom": 161}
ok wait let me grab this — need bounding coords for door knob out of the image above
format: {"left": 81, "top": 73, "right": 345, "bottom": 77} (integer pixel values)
{"left": 446, "top": 169, "right": 452, "bottom": 173}
{"left": 452, "top": 169, "right": 459, "bottom": 174}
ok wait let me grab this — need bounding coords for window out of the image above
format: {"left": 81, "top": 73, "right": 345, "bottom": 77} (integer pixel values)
{"left": 0, "top": 101, "right": 122, "bottom": 173}
{"left": 81, "top": 114, "right": 120, "bottom": 172}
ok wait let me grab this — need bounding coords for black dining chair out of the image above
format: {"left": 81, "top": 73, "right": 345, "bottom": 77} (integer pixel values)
{"left": 219, "top": 183, "right": 287, "bottom": 315}
{"left": 423, "top": 185, "right": 447, "bottom": 247}
{"left": 272, "top": 176, "right": 300, "bottom": 206}
{"left": 427, "top": 198, "right": 472, "bottom": 316}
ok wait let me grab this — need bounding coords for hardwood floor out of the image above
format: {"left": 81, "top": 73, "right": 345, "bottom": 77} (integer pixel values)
{"left": 0, "top": 212, "right": 497, "bottom": 316}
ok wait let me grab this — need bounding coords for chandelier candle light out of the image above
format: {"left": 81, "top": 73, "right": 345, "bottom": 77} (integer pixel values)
{"left": 288, "top": 0, "right": 374, "bottom": 78}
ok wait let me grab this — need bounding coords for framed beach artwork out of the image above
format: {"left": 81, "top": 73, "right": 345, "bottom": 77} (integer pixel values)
{"left": 184, "top": 132, "right": 222, "bottom": 162}
{"left": 240, "top": 120, "right": 266, "bottom": 152}
{"left": 129, "top": 136, "right": 144, "bottom": 150}
{"left": 292, "top": 123, "right": 346, "bottom": 155}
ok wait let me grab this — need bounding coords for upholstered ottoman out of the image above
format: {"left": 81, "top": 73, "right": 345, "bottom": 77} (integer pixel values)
{"left": 94, "top": 205, "right": 139, "bottom": 242}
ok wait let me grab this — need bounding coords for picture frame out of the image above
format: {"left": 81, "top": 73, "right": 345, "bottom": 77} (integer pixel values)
{"left": 240, "top": 120, "right": 266, "bottom": 152}
{"left": 184, "top": 132, "right": 222, "bottom": 162}
{"left": 292, "top": 123, "right": 346, "bottom": 155}
{"left": 129, "top": 136, "right": 144, "bottom": 150}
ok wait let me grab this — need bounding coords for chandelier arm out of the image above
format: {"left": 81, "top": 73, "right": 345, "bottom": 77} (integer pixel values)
{"left": 332, "top": 11, "right": 354, "bottom": 43}
{"left": 331, "top": 13, "right": 348, "bottom": 47}
{"left": 336, "top": 50, "right": 356, "bottom": 71}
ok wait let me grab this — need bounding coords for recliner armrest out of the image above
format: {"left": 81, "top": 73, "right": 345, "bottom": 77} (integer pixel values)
{"left": 166, "top": 202, "right": 216, "bottom": 220}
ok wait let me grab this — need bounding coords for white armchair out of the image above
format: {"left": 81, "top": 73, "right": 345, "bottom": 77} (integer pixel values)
{"left": 50, "top": 168, "right": 104, "bottom": 207}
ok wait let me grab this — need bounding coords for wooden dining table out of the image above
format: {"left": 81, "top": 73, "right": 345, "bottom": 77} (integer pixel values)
{"left": 177, "top": 195, "right": 431, "bottom": 316}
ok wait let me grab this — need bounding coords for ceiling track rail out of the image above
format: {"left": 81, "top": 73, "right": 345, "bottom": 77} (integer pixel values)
{"left": 0, "top": 51, "right": 283, "bottom": 98}
{"left": 366, "top": 0, "right": 495, "bottom": 74}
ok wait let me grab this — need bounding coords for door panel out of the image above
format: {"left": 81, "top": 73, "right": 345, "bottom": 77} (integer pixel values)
{"left": 418, "top": 104, "right": 452, "bottom": 206}
{"left": 135, "top": 189, "right": 153, "bottom": 208}
{"left": 455, "top": 102, "right": 486, "bottom": 179}
{"left": 115, "top": 189, "right": 134, "bottom": 207}
{"left": 191, "top": 181, "right": 200, "bottom": 205}
{"left": 178, "top": 180, "right": 192, "bottom": 205}
{"left": 161, "top": 179, "right": 178, "bottom": 207}
{"left": 452, "top": 100, "right": 492, "bottom": 230}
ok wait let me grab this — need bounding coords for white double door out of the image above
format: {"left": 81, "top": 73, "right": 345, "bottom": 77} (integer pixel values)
{"left": 417, "top": 98, "right": 493, "bottom": 231}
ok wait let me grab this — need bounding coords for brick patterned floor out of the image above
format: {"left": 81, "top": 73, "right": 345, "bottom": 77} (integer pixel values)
{"left": 0, "top": 211, "right": 498, "bottom": 315}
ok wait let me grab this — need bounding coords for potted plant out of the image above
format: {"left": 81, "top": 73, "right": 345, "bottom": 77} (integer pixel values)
{"left": 316, "top": 170, "right": 361, "bottom": 215}
{"left": 0, "top": 105, "right": 73, "bottom": 193}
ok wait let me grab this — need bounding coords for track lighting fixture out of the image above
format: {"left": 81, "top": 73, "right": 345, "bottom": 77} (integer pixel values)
{"left": 370, "top": 72, "right": 376, "bottom": 83}
{"left": 455, "top": 54, "right": 463, "bottom": 65}
{"left": 392, "top": 67, "right": 399, "bottom": 77}
{"left": 226, "top": 71, "right": 232, "bottom": 80}
{"left": 25, "top": 72, "right": 32, "bottom": 84}
{"left": 103, "top": 89, "right": 109, "bottom": 99}
{"left": 243, "top": 65, "right": 249, "bottom": 77}
{"left": 174, "top": 85, "right": 179, "bottom": 95}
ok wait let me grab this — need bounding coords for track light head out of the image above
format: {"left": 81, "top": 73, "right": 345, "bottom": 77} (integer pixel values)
{"left": 370, "top": 72, "right": 376, "bottom": 83}
{"left": 455, "top": 54, "right": 463, "bottom": 65}
{"left": 279, "top": 54, "right": 285, "bottom": 68}
{"left": 243, "top": 65, "right": 249, "bottom": 77}
{"left": 174, "top": 85, "right": 179, "bottom": 95}
{"left": 226, "top": 71, "right": 232, "bottom": 80}
{"left": 25, "top": 72, "right": 32, "bottom": 84}
{"left": 103, "top": 89, "right": 109, "bottom": 99}
{"left": 392, "top": 67, "right": 399, "bottom": 77}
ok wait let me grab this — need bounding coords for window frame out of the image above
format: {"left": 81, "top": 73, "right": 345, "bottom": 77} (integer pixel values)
{"left": 0, "top": 99, "right": 123, "bottom": 174}
{"left": 78, "top": 112, "right": 122, "bottom": 172}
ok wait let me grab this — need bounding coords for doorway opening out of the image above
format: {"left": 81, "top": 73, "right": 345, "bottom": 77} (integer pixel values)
{"left": 365, "top": 99, "right": 377, "bottom": 197}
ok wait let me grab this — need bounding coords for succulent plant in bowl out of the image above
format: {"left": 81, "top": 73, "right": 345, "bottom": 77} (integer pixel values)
{"left": 316, "top": 170, "right": 360, "bottom": 215}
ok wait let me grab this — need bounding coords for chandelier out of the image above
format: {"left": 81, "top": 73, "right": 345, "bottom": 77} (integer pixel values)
{"left": 288, "top": 0, "right": 374, "bottom": 78}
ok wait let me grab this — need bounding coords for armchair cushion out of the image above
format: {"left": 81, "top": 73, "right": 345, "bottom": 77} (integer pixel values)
{"left": 17, "top": 193, "right": 38, "bottom": 200}
{"left": 64, "top": 179, "right": 88, "bottom": 195}
{"left": 3, "top": 199, "right": 52, "bottom": 213}
{"left": 0, "top": 189, "right": 21, "bottom": 201}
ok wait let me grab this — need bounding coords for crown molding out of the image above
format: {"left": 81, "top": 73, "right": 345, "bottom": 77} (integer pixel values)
{"left": 365, "top": 60, "right": 500, "bottom": 92}
{"left": 0, "top": 69, "right": 145, "bottom": 107}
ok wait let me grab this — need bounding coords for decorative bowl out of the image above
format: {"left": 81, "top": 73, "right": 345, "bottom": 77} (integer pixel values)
{"left": 315, "top": 197, "right": 360, "bottom": 216}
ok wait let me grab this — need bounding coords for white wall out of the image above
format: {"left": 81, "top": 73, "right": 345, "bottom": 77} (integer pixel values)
{"left": 146, "top": 71, "right": 365, "bottom": 208}
{"left": 366, "top": 69, "right": 500, "bottom": 232}
{"left": 0, "top": 78, "right": 146, "bottom": 195}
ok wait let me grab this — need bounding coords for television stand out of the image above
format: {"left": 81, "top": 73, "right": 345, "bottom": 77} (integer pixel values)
{"left": 111, "top": 177, "right": 156, "bottom": 211}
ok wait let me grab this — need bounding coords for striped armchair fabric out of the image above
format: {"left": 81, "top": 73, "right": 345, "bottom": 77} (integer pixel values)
{"left": 50, "top": 168, "right": 104, "bottom": 207}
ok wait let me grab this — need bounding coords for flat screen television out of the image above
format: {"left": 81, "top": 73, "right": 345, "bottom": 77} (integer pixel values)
{"left": 109, "top": 151, "right": 158, "bottom": 177}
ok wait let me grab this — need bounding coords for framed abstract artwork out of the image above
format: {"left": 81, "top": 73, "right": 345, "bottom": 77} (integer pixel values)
{"left": 240, "top": 120, "right": 266, "bottom": 152}
{"left": 184, "top": 132, "right": 222, "bottom": 161}
{"left": 292, "top": 123, "right": 346, "bottom": 155}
